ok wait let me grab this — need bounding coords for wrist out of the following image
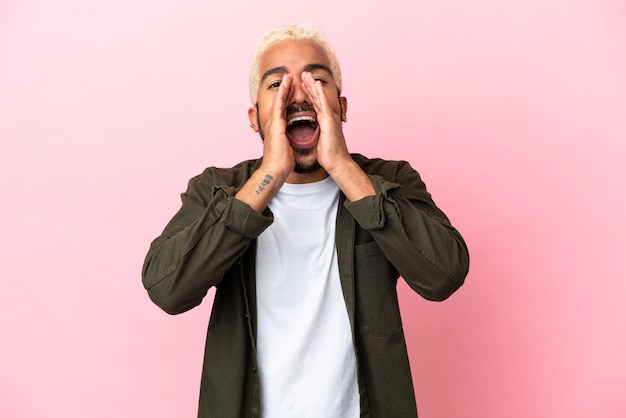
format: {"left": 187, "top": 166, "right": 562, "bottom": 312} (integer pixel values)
{"left": 327, "top": 160, "right": 375, "bottom": 202}
{"left": 259, "top": 160, "right": 293, "bottom": 184}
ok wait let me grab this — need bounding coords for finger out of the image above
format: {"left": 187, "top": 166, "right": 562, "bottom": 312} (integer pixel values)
{"left": 301, "top": 72, "right": 324, "bottom": 113}
{"left": 300, "top": 72, "right": 315, "bottom": 99}
{"left": 271, "top": 74, "right": 293, "bottom": 120}
{"left": 278, "top": 73, "right": 293, "bottom": 105}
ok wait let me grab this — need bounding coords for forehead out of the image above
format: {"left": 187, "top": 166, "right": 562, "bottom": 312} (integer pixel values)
{"left": 259, "top": 39, "right": 332, "bottom": 73}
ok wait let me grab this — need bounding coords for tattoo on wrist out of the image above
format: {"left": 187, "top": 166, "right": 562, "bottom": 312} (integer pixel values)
{"left": 255, "top": 174, "right": 274, "bottom": 195}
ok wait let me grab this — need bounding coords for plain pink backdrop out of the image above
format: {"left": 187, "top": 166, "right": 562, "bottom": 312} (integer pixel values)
{"left": 2, "top": 0, "right": 625, "bottom": 417}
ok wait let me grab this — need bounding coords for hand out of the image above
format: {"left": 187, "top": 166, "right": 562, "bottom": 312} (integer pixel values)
{"left": 301, "top": 71, "right": 375, "bottom": 201}
{"left": 235, "top": 74, "right": 295, "bottom": 212}
{"left": 260, "top": 74, "right": 296, "bottom": 179}
{"left": 301, "top": 71, "right": 351, "bottom": 174}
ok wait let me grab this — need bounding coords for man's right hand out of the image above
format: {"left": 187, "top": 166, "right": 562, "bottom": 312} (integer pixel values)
{"left": 234, "top": 74, "right": 294, "bottom": 213}
{"left": 259, "top": 74, "right": 296, "bottom": 180}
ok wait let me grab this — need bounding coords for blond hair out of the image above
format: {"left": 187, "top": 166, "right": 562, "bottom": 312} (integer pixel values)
{"left": 248, "top": 23, "right": 342, "bottom": 104}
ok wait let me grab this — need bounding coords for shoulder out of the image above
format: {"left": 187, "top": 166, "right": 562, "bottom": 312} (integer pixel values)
{"left": 189, "top": 158, "right": 262, "bottom": 189}
{"left": 350, "top": 153, "right": 418, "bottom": 180}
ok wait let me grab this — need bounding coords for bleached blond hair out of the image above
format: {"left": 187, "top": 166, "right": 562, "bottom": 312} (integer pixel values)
{"left": 248, "top": 23, "right": 342, "bottom": 104}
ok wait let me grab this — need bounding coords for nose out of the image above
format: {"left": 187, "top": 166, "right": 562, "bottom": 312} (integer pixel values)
{"left": 288, "top": 76, "right": 308, "bottom": 104}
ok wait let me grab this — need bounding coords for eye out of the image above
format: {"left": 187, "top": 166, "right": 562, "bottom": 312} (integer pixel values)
{"left": 268, "top": 81, "right": 281, "bottom": 89}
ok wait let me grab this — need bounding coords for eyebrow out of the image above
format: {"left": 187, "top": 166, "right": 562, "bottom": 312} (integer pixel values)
{"left": 260, "top": 63, "right": 333, "bottom": 84}
{"left": 303, "top": 63, "right": 333, "bottom": 75}
{"left": 260, "top": 66, "right": 288, "bottom": 83}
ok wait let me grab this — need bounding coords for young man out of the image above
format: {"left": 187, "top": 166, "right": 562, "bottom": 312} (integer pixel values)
{"left": 142, "top": 24, "right": 469, "bottom": 418}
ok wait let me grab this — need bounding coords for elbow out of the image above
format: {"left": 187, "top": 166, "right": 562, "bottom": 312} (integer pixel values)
{"left": 408, "top": 253, "right": 470, "bottom": 302}
{"left": 419, "top": 276, "right": 463, "bottom": 301}
{"left": 142, "top": 260, "right": 204, "bottom": 315}
{"left": 148, "top": 294, "right": 185, "bottom": 315}
{"left": 145, "top": 283, "right": 202, "bottom": 315}
{"left": 430, "top": 243, "right": 470, "bottom": 301}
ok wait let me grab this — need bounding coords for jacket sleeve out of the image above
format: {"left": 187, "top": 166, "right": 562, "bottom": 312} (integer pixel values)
{"left": 344, "top": 161, "right": 469, "bottom": 301}
{"left": 141, "top": 171, "right": 273, "bottom": 314}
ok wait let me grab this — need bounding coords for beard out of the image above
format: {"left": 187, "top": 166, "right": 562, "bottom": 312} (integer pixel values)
{"left": 292, "top": 148, "right": 321, "bottom": 173}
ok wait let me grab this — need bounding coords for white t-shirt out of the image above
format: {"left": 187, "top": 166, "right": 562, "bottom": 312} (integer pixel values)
{"left": 256, "top": 176, "right": 359, "bottom": 418}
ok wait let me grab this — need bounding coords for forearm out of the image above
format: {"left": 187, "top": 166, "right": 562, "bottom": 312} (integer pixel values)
{"left": 328, "top": 158, "right": 375, "bottom": 202}
{"left": 345, "top": 163, "right": 469, "bottom": 300}
{"left": 142, "top": 183, "right": 272, "bottom": 314}
{"left": 234, "top": 162, "right": 290, "bottom": 213}
{"left": 363, "top": 197, "right": 468, "bottom": 300}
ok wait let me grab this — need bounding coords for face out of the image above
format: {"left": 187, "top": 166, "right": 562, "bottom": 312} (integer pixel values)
{"left": 248, "top": 39, "right": 347, "bottom": 174}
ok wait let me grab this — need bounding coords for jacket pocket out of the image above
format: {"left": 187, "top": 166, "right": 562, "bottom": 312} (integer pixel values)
{"left": 353, "top": 240, "right": 403, "bottom": 337}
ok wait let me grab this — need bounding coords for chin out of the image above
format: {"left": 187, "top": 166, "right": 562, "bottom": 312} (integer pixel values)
{"left": 292, "top": 147, "right": 321, "bottom": 174}
{"left": 294, "top": 160, "right": 322, "bottom": 174}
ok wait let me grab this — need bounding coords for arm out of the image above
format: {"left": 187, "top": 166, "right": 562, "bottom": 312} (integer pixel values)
{"left": 300, "top": 72, "right": 468, "bottom": 300}
{"left": 141, "top": 169, "right": 273, "bottom": 315}
{"left": 238, "top": 74, "right": 295, "bottom": 212}
{"left": 346, "top": 158, "right": 470, "bottom": 301}
{"left": 300, "top": 71, "right": 376, "bottom": 202}
{"left": 143, "top": 75, "right": 299, "bottom": 314}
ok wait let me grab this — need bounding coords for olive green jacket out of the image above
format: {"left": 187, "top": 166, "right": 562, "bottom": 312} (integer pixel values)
{"left": 142, "top": 154, "right": 469, "bottom": 417}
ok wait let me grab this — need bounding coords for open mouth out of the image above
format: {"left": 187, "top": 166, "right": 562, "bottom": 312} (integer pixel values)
{"left": 286, "top": 115, "right": 320, "bottom": 148}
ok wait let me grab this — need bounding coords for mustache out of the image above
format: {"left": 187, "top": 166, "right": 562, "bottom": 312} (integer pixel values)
{"left": 286, "top": 103, "right": 316, "bottom": 116}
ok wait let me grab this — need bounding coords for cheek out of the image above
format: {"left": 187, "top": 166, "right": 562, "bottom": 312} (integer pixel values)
{"left": 256, "top": 108, "right": 270, "bottom": 128}
{"left": 256, "top": 97, "right": 279, "bottom": 126}
{"left": 324, "top": 89, "right": 342, "bottom": 109}
{"left": 328, "top": 99, "right": 343, "bottom": 117}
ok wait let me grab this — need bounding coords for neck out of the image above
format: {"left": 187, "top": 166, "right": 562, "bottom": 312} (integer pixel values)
{"left": 285, "top": 168, "right": 329, "bottom": 184}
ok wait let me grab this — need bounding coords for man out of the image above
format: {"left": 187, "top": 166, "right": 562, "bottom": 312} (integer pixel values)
{"left": 142, "top": 24, "right": 469, "bottom": 418}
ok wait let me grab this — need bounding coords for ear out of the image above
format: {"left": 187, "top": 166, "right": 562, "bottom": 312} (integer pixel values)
{"left": 340, "top": 96, "right": 348, "bottom": 122}
{"left": 248, "top": 106, "right": 259, "bottom": 132}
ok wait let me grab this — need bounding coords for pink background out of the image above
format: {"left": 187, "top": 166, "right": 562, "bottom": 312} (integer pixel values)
{"left": 2, "top": 0, "right": 625, "bottom": 417}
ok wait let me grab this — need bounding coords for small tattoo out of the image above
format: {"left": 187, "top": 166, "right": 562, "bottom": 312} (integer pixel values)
{"left": 255, "top": 174, "right": 274, "bottom": 195}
